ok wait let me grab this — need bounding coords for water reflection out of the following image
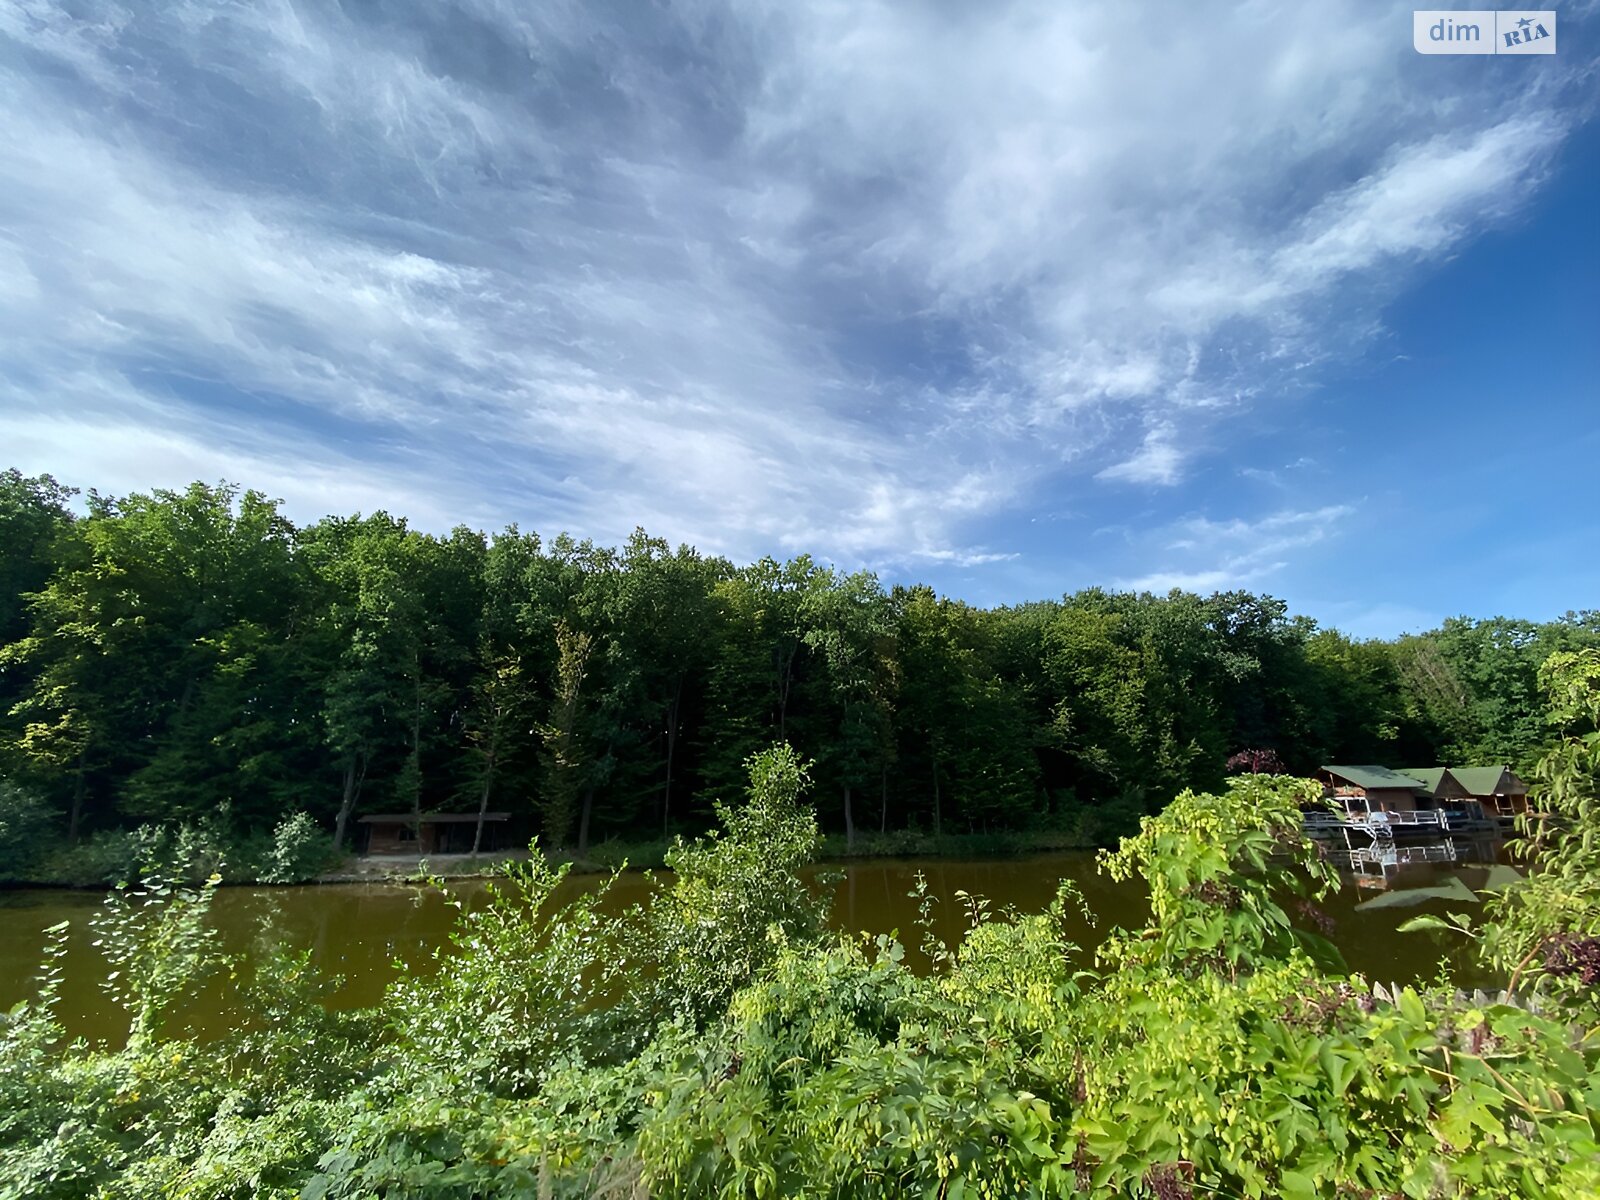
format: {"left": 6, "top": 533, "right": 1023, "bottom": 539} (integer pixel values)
{"left": 1336, "top": 835, "right": 1508, "bottom": 892}
{"left": 1, "top": 844, "right": 1508, "bottom": 1043}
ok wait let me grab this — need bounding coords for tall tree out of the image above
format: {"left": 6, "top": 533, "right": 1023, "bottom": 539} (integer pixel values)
{"left": 537, "top": 620, "right": 595, "bottom": 852}
{"left": 897, "top": 588, "right": 1038, "bottom": 835}
{"left": 301, "top": 513, "right": 420, "bottom": 849}
{"left": 801, "top": 570, "right": 896, "bottom": 848}
{"left": 0, "top": 470, "right": 75, "bottom": 652}
{"left": 608, "top": 532, "right": 723, "bottom": 835}
{"left": 4, "top": 483, "right": 307, "bottom": 837}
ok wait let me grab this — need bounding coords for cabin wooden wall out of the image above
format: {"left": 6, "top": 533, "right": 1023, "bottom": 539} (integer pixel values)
{"left": 363, "top": 823, "right": 440, "bottom": 854}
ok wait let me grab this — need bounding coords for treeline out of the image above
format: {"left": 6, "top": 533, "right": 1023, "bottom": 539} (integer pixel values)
{"left": 1, "top": 468, "right": 1595, "bottom": 853}
{"left": 4, "top": 685, "right": 1599, "bottom": 1197}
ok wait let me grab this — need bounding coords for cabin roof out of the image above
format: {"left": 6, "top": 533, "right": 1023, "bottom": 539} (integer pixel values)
{"left": 358, "top": 812, "right": 511, "bottom": 824}
{"left": 1320, "top": 765, "right": 1429, "bottom": 792}
{"left": 1448, "top": 766, "right": 1526, "bottom": 796}
{"left": 1400, "top": 767, "right": 1448, "bottom": 792}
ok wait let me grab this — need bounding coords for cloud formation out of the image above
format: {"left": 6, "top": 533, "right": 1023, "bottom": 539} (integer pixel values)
{"left": 0, "top": 0, "right": 1587, "bottom": 577}
{"left": 1118, "top": 505, "right": 1357, "bottom": 594}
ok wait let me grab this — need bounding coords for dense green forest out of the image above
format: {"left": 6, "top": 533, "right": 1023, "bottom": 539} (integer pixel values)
{"left": 2, "top": 651, "right": 1598, "bottom": 1198}
{"left": 2, "top": 468, "right": 1596, "bottom": 870}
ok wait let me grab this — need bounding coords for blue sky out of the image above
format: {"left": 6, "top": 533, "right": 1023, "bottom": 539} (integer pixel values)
{"left": 1, "top": 1, "right": 1595, "bottom": 637}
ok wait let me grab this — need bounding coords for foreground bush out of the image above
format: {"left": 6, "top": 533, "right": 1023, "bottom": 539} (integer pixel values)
{"left": 4, "top": 708, "right": 1600, "bottom": 1197}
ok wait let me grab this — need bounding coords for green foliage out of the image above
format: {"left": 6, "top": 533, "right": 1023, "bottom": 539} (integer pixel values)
{"left": 0, "top": 881, "right": 369, "bottom": 1200}
{"left": 536, "top": 619, "right": 595, "bottom": 848}
{"left": 5, "top": 746, "right": 1600, "bottom": 1198}
{"left": 1097, "top": 773, "right": 1338, "bottom": 973}
{"left": 257, "top": 811, "right": 335, "bottom": 884}
{"left": 575, "top": 836, "right": 671, "bottom": 871}
{"left": 119, "top": 806, "right": 236, "bottom": 884}
{"left": 8, "top": 470, "right": 1600, "bottom": 1194}
{"left": 0, "top": 779, "right": 52, "bottom": 880}
{"left": 91, "top": 874, "right": 227, "bottom": 1041}
{"left": 3, "top": 470, "right": 1596, "bottom": 879}
{"left": 1476, "top": 647, "right": 1600, "bottom": 1012}
{"left": 626, "top": 743, "right": 829, "bottom": 1030}
{"left": 387, "top": 744, "right": 826, "bottom": 1095}
{"left": 386, "top": 854, "right": 630, "bottom": 1095}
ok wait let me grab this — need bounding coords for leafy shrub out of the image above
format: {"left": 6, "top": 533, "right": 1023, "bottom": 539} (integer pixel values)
{"left": 385, "top": 744, "right": 829, "bottom": 1096}
{"left": 28, "top": 819, "right": 235, "bottom": 887}
{"left": 257, "top": 812, "right": 335, "bottom": 884}
{"left": 31, "top": 826, "right": 141, "bottom": 886}
{"left": 386, "top": 854, "right": 631, "bottom": 1096}
{"left": 1096, "top": 772, "right": 1337, "bottom": 973}
{"left": 623, "top": 743, "right": 830, "bottom": 1031}
{"left": 1447, "top": 648, "right": 1600, "bottom": 1017}
{"left": 92, "top": 874, "right": 227, "bottom": 1041}
{"left": 113, "top": 807, "right": 235, "bottom": 884}
{"left": 0, "top": 779, "right": 54, "bottom": 881}
{"left": 13, "top": 803, "right": 335, "bottom": 886}
{"left": 624, "top": 777, "right": 1600, "bottom": 1199}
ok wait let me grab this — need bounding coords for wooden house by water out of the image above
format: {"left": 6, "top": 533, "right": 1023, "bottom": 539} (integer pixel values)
{"left": 1317, "top": 765, "right": 1430, "bottom": 814}
{"left": 1308, "top": 764, "right": 1527, "bottom": 842}
{"left": 1398, "top": 767, "right": 1501, "bottom": 832}
{"left": 1445, "top": 766, "right": 1531, "bottom": 820}
{"left": 1313, "top": 766, "right": 1446, "bottom": 837}
{"left": 358, "top": 812, "right": 510, "bottom": 854}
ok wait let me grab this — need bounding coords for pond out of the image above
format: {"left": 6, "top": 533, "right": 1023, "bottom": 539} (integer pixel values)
{"left": 0, "top": 841, "right": 1508, "bottom": 1043}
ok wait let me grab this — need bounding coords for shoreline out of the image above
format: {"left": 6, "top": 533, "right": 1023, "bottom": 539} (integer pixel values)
{"left": 3, "top": 829, "right": 1101, "bottom": 891}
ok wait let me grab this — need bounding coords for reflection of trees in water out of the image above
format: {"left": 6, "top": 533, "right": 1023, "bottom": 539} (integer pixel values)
{"left": 203, "top": 882, "right": 487, "bottom": 1013}
{"left": 825, "top": 853, "right": 1141, "bottom": 972}
{"left": 8, "top": 851, "right": 1506, "bottom": 1043}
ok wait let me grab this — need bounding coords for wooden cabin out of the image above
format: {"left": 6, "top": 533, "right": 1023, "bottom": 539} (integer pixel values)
{"left": 1316, "top": 765, "right": 1431, "bottom": 815}
{"left": 1400, "top": 767, "right": 1499, "bottom": 830}
{"left": 358, "top": 812, "right": 510, "bottom": 855}
{"left": 1398, "top": 767, "right": 1470, "bottom": 805}
{"left": 1446, "top": 766, "right": 1531, "bottom": 819}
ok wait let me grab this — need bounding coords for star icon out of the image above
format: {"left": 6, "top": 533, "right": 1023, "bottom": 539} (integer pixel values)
{"left": 1516, "top": 16, "right": 1533, "bottom": 30}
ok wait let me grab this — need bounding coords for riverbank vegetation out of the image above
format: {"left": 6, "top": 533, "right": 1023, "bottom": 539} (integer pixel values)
{"left": 3, "top": 468, "right": 1598, "bottom": 884}
{"left": 2, "top": 649, "right": 1597, "bottom": 1198}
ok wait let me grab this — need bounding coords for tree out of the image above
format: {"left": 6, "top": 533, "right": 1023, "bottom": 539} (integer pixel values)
{"left": 3, "top": 483, "right": 308, "bottom": 839}
{"left": 458, "top": 526, "right": 547, "bottom": 851}
{"left": 1041, "top": 597, "right": 1148, "bottom": 803}
{"left": 611, "top": 531, "right": 722, "bottom": 837}
{"left": 801, "top": 569, "right": 896, "bottom": 848}
{"left": 463, "top": 655, "right": 525, "bottom": 855}
{"left": 897, "top": 587, "right": 1038, "bottom": 834}
{"left": 1303, "top": 630, "right": 1414, "bottom": 764}
{"left": 301, "top": 513, "right": 416, "bottom": 850}
{"left": 0, "top": 469, "right": 75, "bottom": 650}
{"left": 537, "top": 619, "right": 595, "bottom": 852}
{"left": 694, "top": 556, "right": 832, "bottom": 813}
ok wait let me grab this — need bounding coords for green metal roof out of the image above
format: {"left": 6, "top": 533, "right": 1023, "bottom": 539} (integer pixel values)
{"left": 1448, "top": 766, "right": 1526, "bottom": 796}
{"left": 1321, "top": 765, "right": 1429, "bottom": 792}
{"left": 1401, "top": 767, "right": 1448, "bottom": 793}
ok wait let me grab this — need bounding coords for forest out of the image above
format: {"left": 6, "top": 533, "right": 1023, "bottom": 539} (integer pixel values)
{"left": 2, "top": 467, "right": 1597, "bottom": 877}
{"left": 2, "top": 652, "right": 1597, "bottom": 1197}
{"left": 3, "top": 465, "right": 1599, "bottom": 1197}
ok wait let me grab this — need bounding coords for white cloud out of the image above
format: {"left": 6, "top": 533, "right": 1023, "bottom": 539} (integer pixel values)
{"left": 1119, "top": 504, "right": 1355, "bottom": 593}
{"left": 1096, "top": 423, "right": 1185, "bottom": 487}
{"left": 0, "top": 0, "right": 1587, "bottom": 569}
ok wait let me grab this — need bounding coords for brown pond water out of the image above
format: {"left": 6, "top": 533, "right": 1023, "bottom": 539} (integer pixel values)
{"left": 0, "top": 847, "right": 1504, "bottom": 1043}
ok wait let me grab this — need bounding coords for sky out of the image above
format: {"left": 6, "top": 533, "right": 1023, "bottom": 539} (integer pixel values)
{"left": 0, "top": 1, "right": 1596, "bottom": 638}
